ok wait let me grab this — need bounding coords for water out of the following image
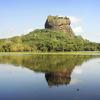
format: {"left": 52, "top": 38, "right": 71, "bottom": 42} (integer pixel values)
{"left": 0, "top": 55, "right": 100, "bottom": 100}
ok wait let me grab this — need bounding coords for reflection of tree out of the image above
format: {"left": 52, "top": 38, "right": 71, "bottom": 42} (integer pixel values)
{"left": 0, "top": 55, "right": 97, "bottom": 72}
{"left": 0, "top": 55, "right": 98, "bottom": 87}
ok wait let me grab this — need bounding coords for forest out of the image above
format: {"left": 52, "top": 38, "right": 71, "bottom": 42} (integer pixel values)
{"left": 0, "top": 29, "right": 100, "bottom": 52}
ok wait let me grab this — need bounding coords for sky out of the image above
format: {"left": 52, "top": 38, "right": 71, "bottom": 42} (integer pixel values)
{"left": 0, "top": 0, "right": 100, "bottom": 42}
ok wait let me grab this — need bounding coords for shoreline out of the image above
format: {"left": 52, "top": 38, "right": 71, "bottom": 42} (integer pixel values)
{"left": 0, "top": 51, "right": 100, "bottom": 56}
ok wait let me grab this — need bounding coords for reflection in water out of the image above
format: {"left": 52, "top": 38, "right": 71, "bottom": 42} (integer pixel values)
{"left": 45, "top": 72, "right": 71, "bottom": 87}
{"left": 0, "top": 55, "right": 100, "bottom": 100}
{"left": 0, "top": 55, "right": 98, "bottom": 87}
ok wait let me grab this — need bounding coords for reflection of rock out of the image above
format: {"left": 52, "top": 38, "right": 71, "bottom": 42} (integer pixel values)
{"left": 45, "top": 71, "right": 71, "bottom": 87}
{"left": 0, "top": 55, "right": 97, "bottom": 87}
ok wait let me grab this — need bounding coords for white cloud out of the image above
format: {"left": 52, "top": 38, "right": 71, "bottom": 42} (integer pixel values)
{"left": 22, "top": 28, "right": 35, "bottom": 35}
{"left": 25, "top": 28, "right": 34, "bottom": 33}
{"left": 68, "top": 16, "right": 84, "bottom": 34}
{"left": 70, "top": 79, "right": 81, "bottom": 85}
{"left": 68, "top": 16, "right": 81, "bottom": 24}
{"left": 73, "top": 26, "right": 84, "bottom": 33}
{"left": 73, "top": 66, "right": 82, "bottom": 75}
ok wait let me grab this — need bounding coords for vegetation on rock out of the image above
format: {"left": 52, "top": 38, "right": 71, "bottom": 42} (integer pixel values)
{"left": 0, "top": 15, "right": 100, "bottom": 52}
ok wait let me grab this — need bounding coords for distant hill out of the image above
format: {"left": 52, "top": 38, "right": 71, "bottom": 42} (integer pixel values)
{"left": 0, "top": 15, "right": 100, "bottom": 52}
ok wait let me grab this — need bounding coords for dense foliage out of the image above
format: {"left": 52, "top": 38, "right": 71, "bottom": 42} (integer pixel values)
{"left": 0, "top": 29, "right": 100, "bottom": 52}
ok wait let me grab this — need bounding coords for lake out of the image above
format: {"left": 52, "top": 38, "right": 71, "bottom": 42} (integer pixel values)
{"left": 0, "top": 54, "right": 100, "bottom": 100}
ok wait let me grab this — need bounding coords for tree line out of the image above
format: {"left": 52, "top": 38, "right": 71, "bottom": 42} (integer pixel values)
{"left": 0, "top": 29, "right": 100, "bottom": 52}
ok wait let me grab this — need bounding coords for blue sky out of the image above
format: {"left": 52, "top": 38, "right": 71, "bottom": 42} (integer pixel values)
{"left": 0, "top": 0, "right": 100, "bottom": 42}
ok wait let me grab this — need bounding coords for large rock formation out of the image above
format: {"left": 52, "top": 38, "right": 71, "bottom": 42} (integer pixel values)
{"left": 45, "top": 15, "right": 74, "bottom": 36}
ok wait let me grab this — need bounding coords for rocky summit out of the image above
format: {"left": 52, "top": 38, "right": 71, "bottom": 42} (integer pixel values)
{"left": 45, "top": 15, "right": 75, "bottom": 36}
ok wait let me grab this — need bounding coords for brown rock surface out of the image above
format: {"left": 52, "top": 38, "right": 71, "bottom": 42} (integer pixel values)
{"left": 45, "top": 15, "right": 75, "bottom": 36}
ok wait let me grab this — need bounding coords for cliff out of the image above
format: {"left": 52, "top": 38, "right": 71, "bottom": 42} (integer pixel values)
{"left": 45, "top": 15, "right": 75, "bottom": 36}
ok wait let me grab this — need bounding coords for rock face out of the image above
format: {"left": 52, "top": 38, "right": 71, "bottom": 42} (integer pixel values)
{"left": 45, "top": 15, "right": 74, "bottom": 36}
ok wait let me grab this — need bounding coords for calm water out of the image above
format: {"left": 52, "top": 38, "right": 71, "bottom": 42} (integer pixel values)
{"left": 0, "top": 54, "right": 100, "bottom": 100}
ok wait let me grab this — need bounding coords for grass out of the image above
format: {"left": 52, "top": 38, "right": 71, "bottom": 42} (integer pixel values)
{"left": 0, "top": 51, "right": 100, "bottom": 55}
